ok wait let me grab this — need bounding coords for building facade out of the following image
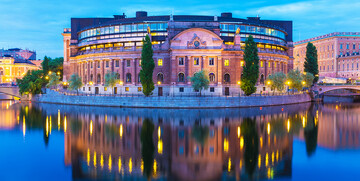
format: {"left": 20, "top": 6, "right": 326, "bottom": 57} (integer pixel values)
{"left": 0, "top": 57, "right": 39, "bottom": 84}
{"left": 63, "top": 11, "right": 293, "bottom": 96}
{"left": 294, "top": 32, "right": 360, "bottom": 80}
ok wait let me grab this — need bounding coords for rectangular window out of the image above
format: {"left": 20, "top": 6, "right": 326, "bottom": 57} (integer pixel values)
{"left": 346, "top": 44, "right": 349, "bottom": 49}
{"left": 353, "top": 44, "right": 356, "bottom": 49}
{"left": 194, "top": 57, "right": 199, "bottom": 65}
{"left": 88, "top": 87, "right": 91, "bottom": 91}
{"left": 210, "top": 87, "right": 215, "bottom": 92}
{"left": 83, "top": 87, "right": 85, "bottom": 91}
{"left": 240, "top": 61, "right": 244, "bottom": 67}
{"left": 340, "top": 44, "right": 343, "bottom": 49}
{"left": 126, "top": 60, "right": 131, "bottom": 67}
{"left": 224, "top": 59, "right": 229, "bottom": 66}
{"left": 106, "top": 61, "right": 109, "bottom": 68}
{"left": 125, "top": 87, "right": 129, "bottom": 92}
{"left": 138, "top": 87, "right": 142, "bottom": 92}
{"left": 179, "top": 57, "right": 184, "bottom": 65}
{"left": 158, "top": 58, "right": 163, "bottom": 66}
{"left": 97, "top": 61, "right": 100, "bottom": 68}
{"left": 209, "top": 58, "right": 214, "bottom": 65}
{"left": 268, "top": 62, "right": 271, "bottom": 68}
{"left": 115, "top": 60, "right": 119, "bottom": 67}
{"left": 91, "top": 62, "right": 93, "bottom": 68}
{"left": 179, "top": 87, "right": 184, "bottom": 92}
{"left": 260, "top": 61, "right": 263, "bottom": 67}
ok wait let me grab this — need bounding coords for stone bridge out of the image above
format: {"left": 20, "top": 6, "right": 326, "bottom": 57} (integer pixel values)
{"left": 313, "top": 84, "right": 360, "bottom": 95}
{"left": 0, "top": 86, "right": 22, "bottom": 100}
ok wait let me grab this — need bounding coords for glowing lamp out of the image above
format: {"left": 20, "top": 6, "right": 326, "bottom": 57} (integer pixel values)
{"left": 237, "top": 81, "right": 241, "bottom": 85}
{"left": 157, "top": 81, "right": 161, "bottom": 85}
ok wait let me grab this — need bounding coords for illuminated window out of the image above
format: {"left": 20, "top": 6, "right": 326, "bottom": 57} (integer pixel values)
{"left": 138, "top": 87, "right": 142, "bottom": 92}
{"left": 125, "top": 87, "right": 129, "bottom": 92}
{"left": 240, "top": 61, "right": 244, "bottom": 67}
{"left": 194, "top": 57, "right": 199, "bottom": 65}
{"left": 261, "top": 61, "right": 264, "bottom": 67}
{"left": 268, "top": 62, "right": 271, "bottom": 68}
{"left": 224, "top": 59, "right": 229, "bottom": 66}
{"left": 104, "top": 87, "right": 107, "bottom": 91}
{"left": 158, "top": 59, "right": 163, "bottom": 66}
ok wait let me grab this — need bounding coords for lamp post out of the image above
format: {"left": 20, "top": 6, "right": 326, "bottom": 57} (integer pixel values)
{"left": 119, "top": 81, "right": 123, "bottom": 96}
{"left": 237, "top": 81, "right": 241, "bottom": 96}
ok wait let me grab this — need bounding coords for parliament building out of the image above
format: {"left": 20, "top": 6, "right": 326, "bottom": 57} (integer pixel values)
{"left": 62, "top": 11, "right": 293, "bottom": 96}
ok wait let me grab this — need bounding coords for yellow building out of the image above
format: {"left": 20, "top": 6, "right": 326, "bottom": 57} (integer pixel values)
{"left": 0, "top": 57, "right": 39, "bottom": 83}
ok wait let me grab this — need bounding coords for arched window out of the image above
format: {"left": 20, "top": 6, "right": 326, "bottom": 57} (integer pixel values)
{"left": 260, "top": 74, "right": 265, "bottom": 84}
{"left": 224, "top": 73, "right": 230, "bottom": 83}
{"left": 157, "top": 73, "right": 164, "bottom": 82}
{"left": 178, "top": 73, "right": 185, "bottom": 82}
{"left": 209, "top": 73, "right": 215, "bottom": 82}
{"left": 115, "top": 73, "right": 120, "bottom": 80}
{"left": 97, "top": 74, "right": 101, "bottom": 84}
{"left": 126, "top": 73, "right": 132, "bottom": 83}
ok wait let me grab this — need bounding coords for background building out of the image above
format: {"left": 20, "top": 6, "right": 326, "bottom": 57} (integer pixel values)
{"left": 0, "top": 57, "right": 39, "bottom": 84}
{"left": 63, "top": 11, "right": 293, "bottom": 96}
{"left": 294, "top": 32, "right": 360, "bottom": 80}
{"left": 0, "top": 48, "right": 36, "bottom": 61}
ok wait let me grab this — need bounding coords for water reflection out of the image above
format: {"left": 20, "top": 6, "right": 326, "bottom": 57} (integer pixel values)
{"left": 1, "top": 101, "right": 360, "bottom": 180}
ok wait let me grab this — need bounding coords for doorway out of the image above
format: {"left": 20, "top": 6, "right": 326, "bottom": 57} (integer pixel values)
{"left": 95, "top": 87, "right": 99, "bottom": 94}
{"left": 225, "top": 87, "right": 230, "bottom": 96}
{"left": 114, "top": 87, "right": 117, "bottom": 94}
{"left": 158, "top": 87, "right": 163, "bottom": 96}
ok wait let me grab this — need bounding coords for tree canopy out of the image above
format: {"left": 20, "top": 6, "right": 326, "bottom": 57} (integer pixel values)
{"left": 140, "top": 35, "right": 155, "bottom": 96}
{"left": 266, "top": 72, "right": 287, "bottom": 92}
{"left": 304, "top": 42, "right": 319, "bottom": 83}
{"left": 287, "top": 69, "right": 303, "bottom": 91}
{"left": 47, "top": 72, "right": 60, "bottom": 88}
{"left": 68, "top": 74, "right": 83, "bottom": 94}
{"left": 17, "top": 70, "right": 45, "bottom": 95}
{"left": 241, "top": 35, "right": 260, "bottom": 96}
{"left": 190, "top": 70, "right": 210, "bottom": 96}
{"left": 302, "top": 72, "right": 315, "bottom": 88}
{"left": 104, "top": 71, "right": 119, "bottom": 94}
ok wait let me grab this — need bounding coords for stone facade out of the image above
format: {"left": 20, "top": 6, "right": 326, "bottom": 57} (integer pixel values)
{"left": 294, "top": 32, "right": 360, "bottom": 79}
{"left": 34, "top": 89, "right": 311, "bottom": 108}
{"left": 63, "top": 12, "right": 293, "bottom": 96}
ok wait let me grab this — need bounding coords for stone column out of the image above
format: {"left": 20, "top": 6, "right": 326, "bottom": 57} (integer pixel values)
{"left": 201, "top": 56, "right": 206, "bottom": 70}
{"left": 102, "top": 59, "right": 105, "bottom": 84}
{"left": 170, "top": 56, "right": 177, "bottom": 84}
{"left": 133, "top": 58, "right": 137, "bottom": 85}
{"left": 186, "top": 56, "right": 191, "bottom": 84}
{"left": 217, "top": 56, "right": 222, "bottom": 85}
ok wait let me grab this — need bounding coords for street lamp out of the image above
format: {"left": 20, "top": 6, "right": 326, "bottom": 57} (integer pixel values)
{"left": 48, "top": 71, "right": 52, "bottom": 75}
{"left": 157, "top": 81, "right": 161, "bottom": 85}
{"left": 266, "top": 80, "right": 271, "bottom": 85}
{"left": 57, "top": 71, "right": 61, "bottom": 75}
{"left": 89, "top": 81, "right": 93, "bottom": 85}
{"left": 45, "top": 76, "right": 49, "bottom": 80}
{"left": 237, "top": 81, "right": 241, "bottom": 85}
{"left": 302, "top": 81, "right": 306, "bottom": 85}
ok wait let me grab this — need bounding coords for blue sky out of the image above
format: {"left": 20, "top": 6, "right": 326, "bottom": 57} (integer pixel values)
{"left": 0, "top": 0, "right": 360, "bottom": 59}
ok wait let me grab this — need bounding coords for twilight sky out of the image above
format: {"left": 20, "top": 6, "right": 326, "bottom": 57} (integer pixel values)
{"left": 0, "top": 0, "right": 359, "bottom": 59}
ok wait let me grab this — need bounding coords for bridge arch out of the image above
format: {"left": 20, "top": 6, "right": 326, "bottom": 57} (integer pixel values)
{"left": 314, "top": 85, "right": 360, "bottom": 95}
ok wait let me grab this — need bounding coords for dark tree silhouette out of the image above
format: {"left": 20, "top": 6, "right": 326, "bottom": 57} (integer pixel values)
{"left": 241, "top": 117, "right": 259, "bottom": 178}
{"left": 141, "top": 118, "right": 155, "bottom": 179}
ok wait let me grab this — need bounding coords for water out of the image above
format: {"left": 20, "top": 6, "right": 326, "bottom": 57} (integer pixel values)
{"left": 0, "top": 100, "right": 359, "bottom": 181}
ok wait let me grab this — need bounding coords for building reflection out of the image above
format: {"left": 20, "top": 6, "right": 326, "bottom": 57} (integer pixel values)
{"left": 60, "top": 107, "right": 305, "bottom": 180}
{"left": 3, "top": 101, "right": 360, "bottom": 180}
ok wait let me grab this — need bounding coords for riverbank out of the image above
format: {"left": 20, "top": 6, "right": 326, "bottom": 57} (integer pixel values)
{"left": 31, "top": 89, "right": 312, "bottom": 108}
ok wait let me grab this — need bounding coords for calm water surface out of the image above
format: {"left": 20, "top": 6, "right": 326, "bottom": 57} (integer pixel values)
{"left": 0, "top": 100, "right": 359, "bottom": 181}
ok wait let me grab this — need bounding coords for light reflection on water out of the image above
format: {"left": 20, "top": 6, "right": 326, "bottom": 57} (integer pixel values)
{"left": 0, "top": 101, "right": 360, "bottom": 181}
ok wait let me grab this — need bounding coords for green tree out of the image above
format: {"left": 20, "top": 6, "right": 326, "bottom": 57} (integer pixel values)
{"left": 47, "top": 72, "right": 60, "bottom": 89}
{"left": 104, "top": 71, "right": 119, "bottom": 94}
{"left": 140, "top": 35, "right": 155, "bottom": 96}
{"left": 42, "top": 56, "right": 50, "bottom": 74}
{"left": 141, "top": 118, "right": 155, "bottom": 179}
{"left": 189, "top": 70, "right": 210, "bottom": 96}
{"left": 241, "top": 35, "right": 260, "bottom": 96}
{"left": 302, "top": 72, "right": 315, "bottom": 88}
{"left": 68, "top": 74, "right": 83, "bottom": 95}
{"left": 48, "top": 57, "right": 64, "bottom": 79}
{"left": 287, "top": 69, "right": 303, "bottom": 91}
{"left": 304, "top": 42, "right": 319, "bottom": 83}
{"left": 266, "top": 72, "right": 286, "bottom": 93}
{"left": 17, "top": 70, "right": 45, "bottom": 95}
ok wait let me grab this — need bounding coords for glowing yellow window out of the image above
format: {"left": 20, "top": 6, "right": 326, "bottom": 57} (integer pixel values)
{"left": 224, "top": 59, "right": 230, "bottom": 66}
{"left": 240, "top": 61, "right": 244, "bottom": 67}
{"left": 261, "top": 61, "right": 264, "bottom": 67}
{"left": 268, "top": 62, "right": 271, "bottom": 68}
{"left": 274, "top": 63, "right": 277, "bottom": 68}
{"left": 158, "top": 59, "right": 163, "bottom": 66}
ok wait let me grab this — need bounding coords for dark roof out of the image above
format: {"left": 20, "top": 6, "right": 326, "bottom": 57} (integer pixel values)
{"left": 14, "top": 59, "right": 36, "bottom": 65}
{"left": 71, "top": 12, "right": 293, "bottom": 41}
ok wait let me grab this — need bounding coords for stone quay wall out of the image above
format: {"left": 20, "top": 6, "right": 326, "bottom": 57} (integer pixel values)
{"left": 32, "top": 89, "right": 311, "bottom": 108}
